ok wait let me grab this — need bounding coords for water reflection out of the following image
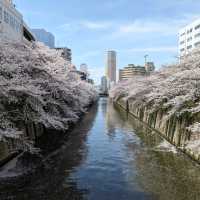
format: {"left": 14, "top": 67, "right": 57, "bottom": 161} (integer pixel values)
{"left": 115, "top": 103, "right": 200, "bottom": 200}
{"left": 105, "top": 99, "right": 128, "bottom": 140}
{"left": 0, "top": 103, "right": 98, "bottom": 200}
{"left": 0, "top": 98, "right": 200, "bottom": 200}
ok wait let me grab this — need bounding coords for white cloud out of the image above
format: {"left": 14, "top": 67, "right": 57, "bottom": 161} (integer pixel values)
{"left": 80, "top": 21, "right": 111, "bottom": 30}
{"left": 119, "top": 21, "right": 164, "bottom": 34}
{"left": 109, "top": 15, "right": 200, "bottom": 39}
{"left": 112, "top": 20, "right": 181, "bottom": 39}
{"left": 57, "top": 14, "right": 200, "bottom": 38}
{"left": 79, "top": 50, "right": 101, "bottom": 59}
{"left": 58, "top": 23, "right": 71, "bottom": 30}
{"left": 121, "top": 46, "right": 178, "bottom": 53}
{"left": 57, "top": 20, "right": 112, "bottom": 34}
{"left": 57, "top": 23, "right": 80, "bottom": 33}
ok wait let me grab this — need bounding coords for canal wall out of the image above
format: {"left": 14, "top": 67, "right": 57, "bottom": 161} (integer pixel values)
{"left": 0, "top": 123, "right": 47, "bottom": 165}
{"left": 0, "top": 101, "right": 97, "bottom": 170}
{"left": 114, "top": 97, "right": 200, "bottom": 163}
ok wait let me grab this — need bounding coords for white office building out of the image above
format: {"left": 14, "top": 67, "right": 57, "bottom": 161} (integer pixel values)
{"left": 0, "top": 0, "right": 23, "bottom": 41}
{"left": 179, "top": 18, "right": 200, "bottom": 57}
{"left": 32, "top": 28, "right": 55, "bottom": 48}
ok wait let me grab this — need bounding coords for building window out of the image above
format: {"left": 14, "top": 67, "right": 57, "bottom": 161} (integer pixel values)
{"left": 195, "top": 33, "right": 200, "bottom": 38}
{"left": 187, "top": 45, "right": 192, "bottom": 49}
{"left": 187, "top": 28, "right": 193, "bottom": 34}
{"left": 2, "top": 8, "right": 22, "bottom": 33}
{"left": 4, "top": 11, "right": 9, "bottom": 23}
{"left": 9, "top": 14, "right": 15, "bottom": 28}
{"left": 195, "top": 24, "right": 200, "bottom": 30}
{"left": 180, "top": 48, "right": 185, "bottom": 52}
{"left": 0, "top": 7, "right": 2, "bottom": 21}
{"left": 195, "top": 42, "right": 200, "bottom": 47}
{"left": 180, "top": 41, "right": 184, "bottom": 45}
{"left": 187, "top": 37, "right": 192, "bottom": 42}
{"left": 180, "top": 32, "right": 185, "bottom": 37}
{"left": 14, "top": 19, "right": 19, "bottom": 32}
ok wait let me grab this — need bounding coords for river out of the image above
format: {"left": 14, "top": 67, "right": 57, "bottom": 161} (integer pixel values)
{"left": 0, "top": 97, "right": 200, "bottom": 200}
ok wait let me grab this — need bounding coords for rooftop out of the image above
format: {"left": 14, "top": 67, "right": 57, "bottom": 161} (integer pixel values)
{"left": 179, "top": 18, "right": 200, "bottom": 33}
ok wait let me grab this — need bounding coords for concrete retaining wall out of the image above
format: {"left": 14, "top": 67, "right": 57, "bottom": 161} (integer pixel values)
{"left": 115, "top": 98, "right": 200, "bottom": 163}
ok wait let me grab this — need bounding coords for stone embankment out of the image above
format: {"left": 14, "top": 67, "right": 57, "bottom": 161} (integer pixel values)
{"left": 114, "top": 97, "right": 200, "bottom": 163}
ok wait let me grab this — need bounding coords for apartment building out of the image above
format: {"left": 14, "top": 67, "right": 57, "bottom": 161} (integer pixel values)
{"left": 0, "top": 0, "right": 23, "bottom": 41}
{"left": 0, "top": 0, "right": 35, "bottom": 42}
{"left": 179, "top": 18, "right": 200, "bottom": 56}
{"left": 119, "top": 64, "right": 146, "bottom": 81}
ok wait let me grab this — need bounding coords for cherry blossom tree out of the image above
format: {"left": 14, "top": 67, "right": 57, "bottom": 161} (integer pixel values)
{"left": 0, "top": 40, "right": 98, "bottom": 151}
{"left": 110, "top": 49, "right": 200, "bottom": 152}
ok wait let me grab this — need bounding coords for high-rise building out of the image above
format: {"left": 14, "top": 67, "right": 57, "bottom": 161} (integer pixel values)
{"left": 32, "top": 28, "right": 55, "bottom": 48}
{"left": 101, "top": 76, "right": 108, "bottom": 94}
{"left": 106, "top": 50, "right": 116, "bottom": 84}
{"left": 55, "top": 47, "right": 72, "bottom": 63}
{"left": 179, "top": 18, "right": 200, "bottom": 57}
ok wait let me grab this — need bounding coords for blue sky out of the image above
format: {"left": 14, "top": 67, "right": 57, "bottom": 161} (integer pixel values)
{"left": 14, "top": 0, "right": 200, "bottom": 84}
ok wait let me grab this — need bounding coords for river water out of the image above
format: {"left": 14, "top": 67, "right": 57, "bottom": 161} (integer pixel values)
{"left": 0, "top": 97, "right": 200, "bottom": 200}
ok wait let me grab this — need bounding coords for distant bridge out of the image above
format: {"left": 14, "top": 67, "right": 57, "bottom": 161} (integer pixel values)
{"left": 99, "top": 93, "right": 108, "bottom": 97}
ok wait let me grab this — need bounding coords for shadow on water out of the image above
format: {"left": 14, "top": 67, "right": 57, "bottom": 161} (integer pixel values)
{"left": 0, "top": 103, "right": 98, "bottom": 200}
